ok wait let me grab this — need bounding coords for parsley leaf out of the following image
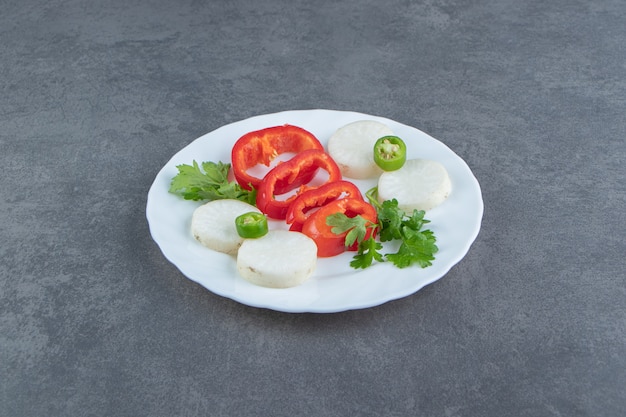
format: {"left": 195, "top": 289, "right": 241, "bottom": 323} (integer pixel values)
{"left": 350, "top": 237, "right": 384, "bottom": 269}
{"left": 385, "top": 226, "right": 438, "bottom": 268}
{"left": 169, "top": 160, "right": 256, "bottom": 205}
{"left": 326, "top": 212, "right": 376, "bottom": 247}
{"left": 404, "top": 207, "right": 430, "bottom": 231}
{"left": 376, "top": 199, "right": 405, "bottom": 242}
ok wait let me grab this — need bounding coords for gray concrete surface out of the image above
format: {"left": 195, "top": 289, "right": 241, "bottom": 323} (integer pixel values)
{"left": 1, "top": 0, "right": 625, "bottom": 416}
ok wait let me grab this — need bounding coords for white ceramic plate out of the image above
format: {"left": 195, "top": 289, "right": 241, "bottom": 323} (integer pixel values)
{"left": 146, "top": 109, "right": 483, "bottom": 313}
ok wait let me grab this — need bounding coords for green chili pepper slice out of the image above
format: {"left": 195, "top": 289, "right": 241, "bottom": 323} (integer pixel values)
{"left": 235, "top": 212, "right": 269, "bottom": 238}
{"left": 373, "top": 136, "right": 407, "bottom": 171}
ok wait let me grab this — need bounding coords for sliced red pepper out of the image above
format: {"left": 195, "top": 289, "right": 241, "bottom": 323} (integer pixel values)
{"left": 256, "top": 149, "right": 342, "bottom": 220}
{"left": 285, "top": 180, "right": 364, "bottom": 232}
{"left": 301, "top": 198, "right": 377, "bottom": 258}
{"left": 231, "top": 124, "right": 324, "bottom": 191}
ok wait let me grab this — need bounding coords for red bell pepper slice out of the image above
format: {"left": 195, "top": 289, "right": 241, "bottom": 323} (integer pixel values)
{"left": 285, "top": 180, "right": 364, "bottom": 232}
{"left": 231, "top": 124, "right": 324, "bottom": 191}
{"left": 301, "top": 198, "right": 377, "bottom": 258}
{"left": 256, "top": 149, "right": 342, "bottom": 220}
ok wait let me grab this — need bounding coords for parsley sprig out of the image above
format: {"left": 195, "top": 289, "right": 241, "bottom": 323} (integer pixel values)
{"left": 326, "top": 187, "right": 438, "bottom": 269}
{"left": 350, "top": 236, "right": 384, "bottom": 269}
{"left": 326, "top": 213, "right": 377, "bottom": 247}
{"left": 169, "top": 160, "right": 256, "bottom": 205}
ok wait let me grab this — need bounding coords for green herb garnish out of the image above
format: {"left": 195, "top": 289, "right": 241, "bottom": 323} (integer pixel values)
{"left": 330, "top": 187, "right": 439, "bottom": 270}
{"left": 169, "top": 160, "right": 256, "bottom": 205}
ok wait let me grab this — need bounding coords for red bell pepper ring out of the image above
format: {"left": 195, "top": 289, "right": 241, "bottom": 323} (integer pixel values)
{"left": 285, "top": 180, "right": 364, "bottom": 232}
{"left": 231, "top": 124, "right": 324, "bottom": 191}
{"left": 256, "top": 149, "right": 342, "bottom": 220}
{"left": 301, "top": 198, "right": 378, "bottom": 258}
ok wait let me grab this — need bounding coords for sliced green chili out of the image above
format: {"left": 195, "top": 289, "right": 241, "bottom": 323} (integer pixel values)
{"left": 373, "top": 136, "right": 407, "bottom": 171}
{"left": 235, "top": 212, "right": 269, "bottom": 238}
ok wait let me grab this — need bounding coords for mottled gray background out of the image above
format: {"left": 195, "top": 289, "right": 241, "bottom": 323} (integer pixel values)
{"left": 1, "top": 0, "right": 625, "bottom": 416}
